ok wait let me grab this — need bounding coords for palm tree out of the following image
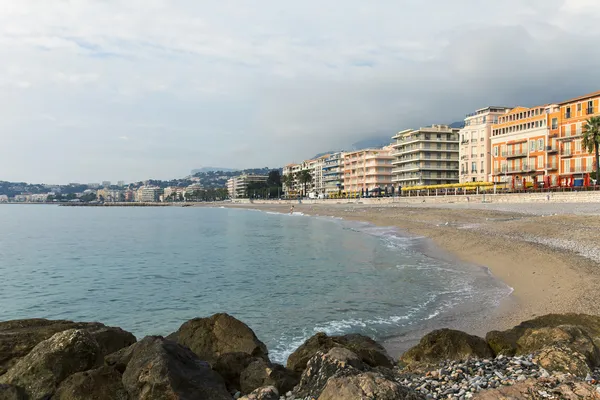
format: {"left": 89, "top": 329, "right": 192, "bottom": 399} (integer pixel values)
{"left": 296, "top": 170, "right": 313, "bottom": 198}
{"left": 282, "top": 174, "right": 295, "bottom": 197}
{"left": 583, "top": 116, "right": 600, "bottom": 184}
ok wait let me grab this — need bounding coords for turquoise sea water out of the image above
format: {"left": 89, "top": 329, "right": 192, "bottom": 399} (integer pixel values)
{"left": 0, "top": 205, "right": 510, "bottom": 362}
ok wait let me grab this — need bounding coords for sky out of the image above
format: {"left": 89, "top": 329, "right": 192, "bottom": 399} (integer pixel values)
{"left": 2, "top": 0, "right": 600, "bottom": 183}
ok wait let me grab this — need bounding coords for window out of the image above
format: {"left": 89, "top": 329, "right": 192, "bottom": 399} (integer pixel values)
{"left": 537, "top": 139, "right": 544, "bottom": 151}
{"left": 530, "top": 141, "right": 535, "bottom": 152}
{"left": 537, "top": 155, "right": 543, "bottom": 169}
{"left": 588, "top": 100, "right": 594, "bottom": 114}
{"left": 493, "top": 146, "right": 499, "bottom": 157}
{"left": 577, "top": 103, "right": 582, "bottom": 112}
{"left": 471, "top": 162, "right": 476, "bottom": 172}
{"left": 480, "top": 161, "right": 484, "bottom": 172}
{"left": 551, "top": 118, "right": 558, "bottom": 130}
{"left": 566, "top": 106, "right": 571, "bottom": 119}
{"left": 575, "top": 140, "right": 582, "bottom": 152}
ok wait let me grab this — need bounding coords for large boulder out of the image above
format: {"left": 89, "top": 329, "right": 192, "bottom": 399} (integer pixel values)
{"left": 54, "top": 366, "right": 128, "bottom": 400}
{"left": 213, "top": 352, "right": 256, "bottom": 393}
{"left": 287, "top": 332, "right": 394, "bottom": 375}
{"left": 0, "top": 385, "right": 25, "bottom": 400}
{"left": 239, "top": 386, "right": 280, "bottom": 400}
{"left": 293, "top": 347, "right": 367, "bottom": 399}
{"left": 240, "top": 358, "right": 299, "bottom": 395}
{"left": 118, "top": 335, "right": 231, "bottom": 400}
{"left": 400, "top": 329, "right": 493, "bottom": 365}
{"left": 473, "top": 375, "right": 600, "bottom": 399}
{"left": 318, "top": 372, "right": 424, "bottom": 400}
{"left": 486, "top": 313, "right": 600, "bottom": 356}
{"left": 533, "top": 345, "right": 592, "bottom": 377}
{"left": 0, "top": 318, "right": 136, "bottom": 375}
{"left": 169, "top": 313, "right": 268, "bottom": 365}
{"left": 0, "top": 329, "right": 102, "bottom": 400}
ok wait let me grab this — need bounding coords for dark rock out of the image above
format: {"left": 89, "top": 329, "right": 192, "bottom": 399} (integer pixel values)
{"left": 0, "top": 318, "right": 136, "bottom": 375}
{"left": 0, "top": 329, "right": 103, "bottom": 400}
{"left": 240, "top": 358, "right": 298, "bottom": 395}
{"left": 54, "top": 366, "right": 127, "bottom": 400}
{"left": 400, "top": 329, "right": 493, "bottom": 365}
{"left": 170, "top": 313, "right": 268, "bottom": 365}
{"left": 213, "top": 352, "right": 256, "bottom": 393}
{"left": 486, "top": 313, "right": 600, "bottom": 356}
{"left": 293, "top": 347, "right": 367, "bottom": 399}
{"left": 319, "top": 372, "right": 424, "bottom": 400}
{"left": 120, "top": 335, "right": 231, "bottom": 400}
{"left": 239, "top": 386, "right": 279, "bottom": 400}
{"left": 286, "top": 332, "right": 394, "bottom": 375}
{"left": 0, "top": 384, "right": 26, "bottom": 400}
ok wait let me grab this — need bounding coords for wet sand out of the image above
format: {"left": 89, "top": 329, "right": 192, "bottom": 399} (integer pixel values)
{"left": 219, "top": 201, "right": 600, "bottom": 356}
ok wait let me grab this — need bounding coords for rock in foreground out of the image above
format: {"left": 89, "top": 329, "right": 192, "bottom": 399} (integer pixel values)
{"left": 401, "top": 328, "right": 494, "bottom": 366}
{"left": 169, "top": 313, "right": 269, "bottom": 365}
{"left": 0, "top": 319, "right": 135, "bottom": 375}
{"left": 0, "top": 329, "right": 103, "bottom": 400}
{"left": 287, "top": 332, "right": 394, "bottom": 375}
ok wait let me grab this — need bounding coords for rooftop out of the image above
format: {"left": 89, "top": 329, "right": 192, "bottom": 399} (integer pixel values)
{"left": 559, "top": 90, "right": 600, "bottom": 105}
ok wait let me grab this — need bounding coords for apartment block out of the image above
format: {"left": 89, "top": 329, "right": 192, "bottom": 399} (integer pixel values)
{"left": 227, "top": 174, "right": 268, "bottom": 198}
{"left": 459, "top": 107, "right": 512, "bottom": 183}
{"left": 322, "top": 152, "right": 345, "bottom": 195}
{"left": 282, "top": 163, "right": 302, "bottom": 197}
{"left": 137, "top": 186, "right": 162, "bottom": 202}
{"left": 343, "top": 147, "right": 394, "bottom": 195}
{"left": 391, "top": 125, "right": 460, "bottom": 188}
{"left": 557, "top": 91, "right": 600, "bottom": 178}
{"left": 490, "top": 104, "right": 559, "bottom": 186}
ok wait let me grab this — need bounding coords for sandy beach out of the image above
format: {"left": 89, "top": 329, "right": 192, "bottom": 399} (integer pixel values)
{"left": 220, "top": 201, "right": 600, "bottom": 355}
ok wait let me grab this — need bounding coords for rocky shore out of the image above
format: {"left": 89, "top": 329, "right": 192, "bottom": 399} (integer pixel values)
{"left": 1, "top": 313, "right": 600, "bottom": 399}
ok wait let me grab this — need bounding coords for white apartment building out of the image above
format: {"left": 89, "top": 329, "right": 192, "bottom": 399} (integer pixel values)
{"left": 391, "top": 125, "right": 460, "bottom": 188}
{"left": 0, "top": 195, "right": 8, "bottom": 203}
{"left": 459, "top": 106, "right": 512, "bottom": 183}
{"left": 323, "top": 152, "right": 345, "bottom": 195}
{"left": 282, "top": 163, "right": 302, "bottom": 197}
{"left": 227, "top": 175, "right": 268, "bottom": 198}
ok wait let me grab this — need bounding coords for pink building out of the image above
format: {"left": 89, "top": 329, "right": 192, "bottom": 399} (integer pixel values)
{"left": 343, "top": 147, "right": 394, "bottom": 195}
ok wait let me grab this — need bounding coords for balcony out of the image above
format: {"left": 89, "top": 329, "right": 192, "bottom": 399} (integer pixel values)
{"left": 561, "top": 149, "right": 573, "bottom": 157}
{"left": 503, "top": 150, "right": 528, "bottom": 158}
{"left": 546, "top": 145, "right": 558, "bottom": 153}
{"left": 546, "top": 164, "right": 558, "bottom": 170}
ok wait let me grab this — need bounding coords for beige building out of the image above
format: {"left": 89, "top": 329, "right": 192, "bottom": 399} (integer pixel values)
{"left": 459, "top": 107, "right": 512, "bottom": 183}
{"left": 282, "top": 163, "right": 302, "bottom": 197}
{"left": 343, "top": 147, "right": 394, "bottom": 195}
{"left": 391, "top": 125, "right": 460, "bottom": 188}
{"left": 136, "top": 186, "right": 162, "bottom": 202}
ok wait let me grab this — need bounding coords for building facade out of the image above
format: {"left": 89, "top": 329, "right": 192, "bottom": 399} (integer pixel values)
{"left": 391, "top": 125, "right": 460, "bottom": 188}
{"left": 137, "top": 186, "right": 162, "bottom": 202}
{"left": 459, "top": 107, "right": 512, "bottom": 183}
{"left": 227, "top": 174, "right": 268, "bottom": 198}
{"left": 322, "top": 152, "right": 345, "bottom": 195}
{"left": 343, "top": 147, "right": 394, "bottom": 195}
{"left": 490, "top": 104, "right": 559, "bottom": 187}
{"left": 557, "top": 91, "right": 600, "bottom": 180}
{"left": 282, "top": 163, "right": 302, "bottom": 197}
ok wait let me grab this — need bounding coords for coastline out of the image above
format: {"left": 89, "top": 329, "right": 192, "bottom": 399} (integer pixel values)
{"left": 216, "top": 201, "right": 600, "bottom": 357}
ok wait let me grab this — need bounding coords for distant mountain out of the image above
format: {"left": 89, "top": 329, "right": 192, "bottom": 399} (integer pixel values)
{"left": 448, "top": 121, "right": 465, "bottom": 129}
{"left": 191, "top": 167, "right": 238, "bottom": 174}
{"left": 351, "top": 136, "right": 392, "bottom": 150}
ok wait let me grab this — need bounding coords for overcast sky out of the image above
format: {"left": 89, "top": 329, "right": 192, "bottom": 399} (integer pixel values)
{"left": 2, "top": 0, "right": 600, "bottom": 183}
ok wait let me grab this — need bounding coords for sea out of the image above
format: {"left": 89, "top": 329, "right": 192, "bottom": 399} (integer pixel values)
{"left": 0, "top": 205, "right": 512, "bottom": 363}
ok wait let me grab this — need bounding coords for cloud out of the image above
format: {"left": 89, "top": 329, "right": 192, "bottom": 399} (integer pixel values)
{"left": 1, "top": 0, "right": 600, "bottom": 182}
{"left": 118, "top": 136, "right": 129, "bottom": 141}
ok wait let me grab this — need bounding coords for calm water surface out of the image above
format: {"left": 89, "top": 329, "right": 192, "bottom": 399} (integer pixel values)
{"left": 0, "top": 205, "right": 510, "bottom": 362}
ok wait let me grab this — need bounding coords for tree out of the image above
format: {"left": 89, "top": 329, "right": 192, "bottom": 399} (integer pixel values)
{"left": 296, "top": 170, "right": 313, "bottom": 198}
{"left": 267, "top": 170, "right": 281, "bottom": 187}
{"left": 282, "top": 174, "right": 294, "bottom": 196}
{"left": 583, "top": 116, "right": 600, "bottom": 184}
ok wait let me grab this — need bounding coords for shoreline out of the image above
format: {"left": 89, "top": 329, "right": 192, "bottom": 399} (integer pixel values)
{"left": 216, "top": 202, "right": 600, "bottom": 357}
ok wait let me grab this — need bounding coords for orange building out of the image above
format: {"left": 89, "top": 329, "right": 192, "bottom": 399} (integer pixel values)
{"left": 557, "top": 90, "right": 600, "bottom": 182}
{"left": 490, "top": 104, "right": 560, "bottom": 188}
